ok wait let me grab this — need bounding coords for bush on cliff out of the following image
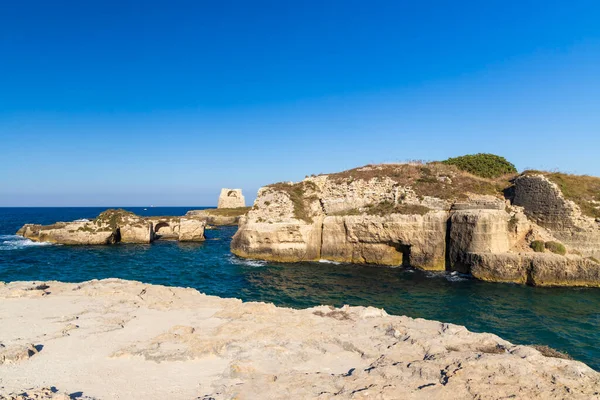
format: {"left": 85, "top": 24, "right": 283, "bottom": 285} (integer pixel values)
{"left": 530, "top": 240, "right": 545, "bottom": 253}
{"left": 442, "top": 154, "right": 517, "bottom": 179}
{"left": 545, "top": 241, "right": 566, "bottom": 255}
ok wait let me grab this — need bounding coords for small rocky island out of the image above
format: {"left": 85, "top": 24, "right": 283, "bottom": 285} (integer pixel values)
{"left": 16, "top": 190, "right": 250, "bottom": 245}
{"left": 232, "top": 154, "right": 600, "bottom": 287}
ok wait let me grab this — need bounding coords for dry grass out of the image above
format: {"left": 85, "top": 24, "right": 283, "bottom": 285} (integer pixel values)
{"left": 39, "top": 222, "right": 68, "bottom": 231}
{"left": 523, "top": 171, "right": 600, "bottom": 219}
{"left": 267, "top": 181, "right": 318, "bottom": 223}
{"left": 477, "top": 344, "right": 507, "bottom": 354}
{"left": 531, "top": 345, "right": 573, "bottom": 360}
{"left": 323, "top": 162, "right": 511, "bottom": 200}
{"left": 95, "top": 209, "right": 137, "bottom": 230}
{"left": 201, "top": 207, "right": 251, "bottom": 217}
{"left": 313, "top": 310, "right": 352, "bottom": 320}
{"left": 366, "top": 201, "right": 431, "bottom": 216}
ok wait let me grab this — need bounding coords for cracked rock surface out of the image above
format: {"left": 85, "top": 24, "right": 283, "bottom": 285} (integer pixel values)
{"left": 0, "top": 279, "right": 599, "bottom": 399}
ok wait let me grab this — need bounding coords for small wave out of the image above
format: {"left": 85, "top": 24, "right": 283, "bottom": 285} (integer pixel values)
{"left": 446, "top": 271, "right": 470, "bottom": 282}
{"left": 423, "top": 270, "right": 470, "bottom": 282}
{"left": 74, "top": 218, "right": 90, "bottom": 222}
{"left": 0, "top": 235, "right": 53, "bottom": 250}
{"left": 228, "top": 255, "right": 267, "bottom": 267}
{"left": 318, "top": 259, "right": 341, "bottom": 265}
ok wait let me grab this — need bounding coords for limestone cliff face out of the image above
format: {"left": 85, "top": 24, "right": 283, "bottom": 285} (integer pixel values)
{"left": 232, "top": 163, "right": 600, "bottom": 287}
{"left": 232, "top": 165, "right": 502, "bottom": 270}
{"left": 17, "top": 209, "right": 206, "bottom": 245}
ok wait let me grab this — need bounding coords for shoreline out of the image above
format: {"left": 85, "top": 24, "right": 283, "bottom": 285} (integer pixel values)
{"left": 1, "top": 279, "right": 599, "bottom": 399}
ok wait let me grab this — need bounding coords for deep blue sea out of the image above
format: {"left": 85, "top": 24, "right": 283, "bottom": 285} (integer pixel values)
{"left": 1, "top": 207, "right": 599, "bottom": 370}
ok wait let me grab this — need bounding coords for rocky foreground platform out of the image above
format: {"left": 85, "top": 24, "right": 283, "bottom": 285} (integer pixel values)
{"left": 1, "top": 280, "right": 599, "bottom": 399}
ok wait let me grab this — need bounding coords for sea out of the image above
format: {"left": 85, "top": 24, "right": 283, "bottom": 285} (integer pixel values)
{"left": 1, "top": 207, "right": 599, "bottom": 370}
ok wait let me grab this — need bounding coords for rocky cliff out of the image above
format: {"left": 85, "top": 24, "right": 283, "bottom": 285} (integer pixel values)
{"left": 1, "top": 279, "right": 598, "bottom": 399}
{"left": 232, "top": 161, "right": 600, "bottom": 287}
{"left": 17, "top": 209, "right": 206, "bottom": 244}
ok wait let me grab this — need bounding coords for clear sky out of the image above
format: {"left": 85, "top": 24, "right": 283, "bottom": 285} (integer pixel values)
{"left": 1, "top": 1, "right": 599, "bottom": 206}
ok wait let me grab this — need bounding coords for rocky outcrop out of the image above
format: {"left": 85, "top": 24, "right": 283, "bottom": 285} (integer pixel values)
{"left": 17, "top": 209, "right": 206, "bottom": 245}
{"left": 217, "top": 188, "right": 245, "bottom": 209}
{"left": 1, "top": 279, "right": 598, "bottom": 399}
{"left": 232, "top": 163, "right": 600, "bottom": 286}
{"left": 185, "top": 207, "right": 250, "bottom": 226}
{"left": 513, "top": 174, "right": 600, "bottom": 259}
{"left": 466, "top": 252, "right": 600, "bottom": 286}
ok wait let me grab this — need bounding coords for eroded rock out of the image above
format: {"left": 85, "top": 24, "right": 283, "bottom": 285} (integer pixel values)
{"left": 2, "top": 279, "right": 597, "bottom": 399}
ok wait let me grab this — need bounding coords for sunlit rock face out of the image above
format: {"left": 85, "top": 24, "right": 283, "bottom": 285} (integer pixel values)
{"left": 232, "top": 163, "right": 600, "bottom": 287}
{"left": 1, "top": 279, "right": 599, "bottom": 399}
{"left": 17, "top": 209, "right": 206, "bottom": 244}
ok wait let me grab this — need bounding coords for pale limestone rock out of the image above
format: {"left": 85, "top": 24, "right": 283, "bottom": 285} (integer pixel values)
{"left": 467, "top": 252, "right": 600, "bottom": 286}
{"left": 217, "top": 188, "right": 245, "bottom": 209}
{"left": 16, "top": 209, "right": 206, "bottom": 244}
{"left": 0, "top": 343, "right": 39, "bottom": 365}
{"left": 320, "top": 213, "right": 448, "bottom": 270}
{"left": 16, "top": 222, "right": 117, "bottom": 245}
{"left": 186, "top": 208, "right": 249, "bottom": 226}
{"left": 232, "top": 217, "right": 323, "bottom": 262}
{"left": 449, "top": 209, "right": 511, "bottom": 272}
{"left": 233, "top": 166, "right": 600, "bottom": 286}
{"left": 178, "top": 218, "right": 206, "bottom": 242}
{"left": 0, "top": 279, "right": 598, "bottom": 399}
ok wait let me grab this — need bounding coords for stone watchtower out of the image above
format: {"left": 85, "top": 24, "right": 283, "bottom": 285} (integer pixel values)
{"left": 217, "top": 189, "right": 246, "bottom": 209}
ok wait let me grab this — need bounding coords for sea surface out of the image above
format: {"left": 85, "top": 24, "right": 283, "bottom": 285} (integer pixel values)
{"left": 1, "top": 207, "right": 599, "bottom": 370}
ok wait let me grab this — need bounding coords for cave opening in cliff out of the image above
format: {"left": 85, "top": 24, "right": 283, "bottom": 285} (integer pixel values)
{"left": 154, "top": 222, "right": 170, "bottom": 236}
{"left": 394, "top": 243, "right": 411, "bottom": 267}
{"left": 109, "top": 228, "right": 121, "bottom": 244}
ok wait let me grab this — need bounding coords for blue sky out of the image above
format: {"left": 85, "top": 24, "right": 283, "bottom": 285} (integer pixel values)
{"left": 1, "top": 1, "right": 599, "bottom": 206}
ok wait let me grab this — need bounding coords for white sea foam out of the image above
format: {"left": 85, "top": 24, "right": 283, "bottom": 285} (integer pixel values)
{"left": 318, "top": 259, "right": 341, "bottom": 265}
{"left": 228, "top": 255, "right": 267, "bottom": 267}
{"left": 423, "top": 270, "right": 469, "bottom": 282}
{"left": 445, "top": 271, "right": 469, "bottom": 282}
{"left": 74, "top": 218, "right": 90, "bottom": 222}
{"left": 0, "top": 235, "right": 53, "bottom": 250}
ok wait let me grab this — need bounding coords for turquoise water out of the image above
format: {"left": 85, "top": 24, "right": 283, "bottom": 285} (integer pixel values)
{"left": 1, "top": 207, "right": 599, "bottom": 370}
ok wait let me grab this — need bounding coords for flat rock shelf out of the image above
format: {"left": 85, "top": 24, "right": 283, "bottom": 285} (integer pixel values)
{"left": 0, "top": 279, "right": 599, "bottom": 399}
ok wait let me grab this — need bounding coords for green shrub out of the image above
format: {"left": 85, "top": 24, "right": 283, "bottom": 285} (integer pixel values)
{"left": 442, "top": 153, "right": 517, "bottom": 178}
{"left": 545, "top": 241, "right": 566, "bottom": 255}
{"left": 530, "top": 240, "right": 545, "bottom": 253}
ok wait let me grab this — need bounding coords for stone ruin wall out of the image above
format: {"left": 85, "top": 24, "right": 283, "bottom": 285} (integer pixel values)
{"left": 513, "top": 175, "right": 600, "bottom": 259}
{"left": 218, "top": 189, "right": 246, "bottom": 209}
